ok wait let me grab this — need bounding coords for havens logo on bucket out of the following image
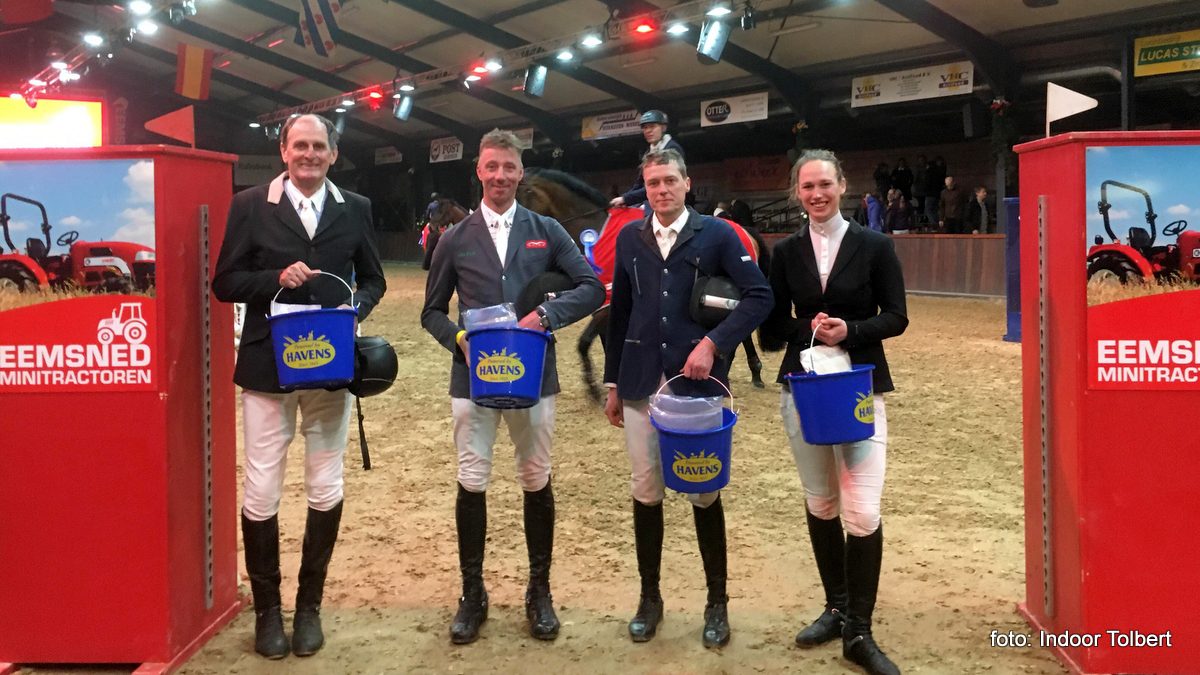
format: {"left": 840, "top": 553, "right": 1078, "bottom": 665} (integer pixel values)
{"left": 475, "top": 348, "right": 525, "bottom": 382}
{"left": 854, "top": 392, "right": 874, "bottom": 424}
{"left": 281, "top": 331, "right": 336, "bottom": 370}
{"left": 671, "top": 450, "right": 723, "bottom": 483}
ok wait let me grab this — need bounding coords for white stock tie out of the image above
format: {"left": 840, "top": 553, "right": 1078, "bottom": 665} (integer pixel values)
{"left": 490, "top": 218, "right": 511, "bottom": 265}
{"left": 299, "top": 199, "right": 318, "bottom": 239}
{"left": 655, "top": 226, "right": 676, "bottom": 259}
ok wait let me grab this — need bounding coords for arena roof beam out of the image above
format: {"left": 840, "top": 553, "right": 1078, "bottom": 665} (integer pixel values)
{"left": 226, "top": 0, "right": 571, "bottom": 145}
{"left": 167, "top": 18, "right": 481, "bottom": 143}
{"left": 389, "top": 0, "right": 668, "bottom": 112}
{"left": 122, "top": 41, "right": 418, "bottom": 155}
{"left": 873, "top": 0, "right": 1019, "bottom": 97}
{"left": 601, "top": 0, "right": 810, "bottom": 117}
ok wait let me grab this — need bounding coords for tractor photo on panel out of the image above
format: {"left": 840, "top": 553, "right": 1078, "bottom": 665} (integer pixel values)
{"left": 0, "top": 159, "right": 156, "bottom": 294}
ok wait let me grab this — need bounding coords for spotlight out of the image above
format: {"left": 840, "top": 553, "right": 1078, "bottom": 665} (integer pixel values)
{"left": 667, "top": 23, "right": 689, "bottom": 35}
{"left": 60, "top": 71, "right": 81, "bottom": 82}
{"left": 128, "top": 0, "right": 153, "bottom": 16}
{"left": 51, "top": 61, "right": 68, "bottom": 70}
{"left": 522, "top": 64, "right": 548, "bottom": 99}
{"left": 83, "top": 33, "right": 104, "bottom": 48}
{"left": 392, "top": 95, "right": 413, "bottom": 121}
{"left": 581, "top": 31, "right": 604, "bottom": 48}
{"left": 471, "top": 64, "right": 489, "bottom": 74}
{"left": 634, "top": 21, "right": 656, "bottom": 34}
{"left": 464, "top": 74, "right": 482, "bottom": 82}
{"left": 248, "top": 121, "right": 261, "bottom": 128}
{"left": 697, "top": 19, "right": 730, "bottom": 64}
{"left": 399, "top": 82, "right": 415, "bottom": 92}
{"left": 484, "top": 58, "right": 503, "bottom": 72}
{"left": 335, "top": 107, "right": 346, "bottom": 113}
{"left": 706, "top": 1, "right": 733, "bottom": 17}
{"left": 28, "top": 78, "right": 47, "bottom": 87}
{"left": 740, "top": 2, "right": 756, "bottom": 30}
{"left": 137, "top": 19, "right": 159, "bottom": 35}
{"left": 340, "top": 98, "right": 355, "bottom": 107}
{"left": 556, "top": 49, "right": 574, "bottom": 62}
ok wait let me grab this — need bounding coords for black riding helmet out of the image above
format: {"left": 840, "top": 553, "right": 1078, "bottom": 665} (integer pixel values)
{"left": 348, "top": 335, "right": 398, "bottom": 397}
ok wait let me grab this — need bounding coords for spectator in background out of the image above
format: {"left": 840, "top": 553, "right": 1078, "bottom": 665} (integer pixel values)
{"left": 728, "top": 199, "right": 754, "bottom": 229}
{"left": 864, "top": 192, "right": 884, "bottom": 233}
{"left": 889, "top": 159, "right": 913, "bottom": 202}
{"left": 713, "top": 201, "right": 731, "bottom": 218}
{"left": 924, "top": 156, "right": 946, "bottom": 226}
{"left": 938, "top": 176, "right": 971, "bottom": 234}
{"left": 872, "top": 162, "right": 891, "bottom": 199}
{"left": 910, "top": 155, "right": 929, "bottom": 223}
{"left": 966, "top": 186, "right": 994, "bottom": 234}
{"left": 884, "top": 189, "right": 911, "bottom": 234}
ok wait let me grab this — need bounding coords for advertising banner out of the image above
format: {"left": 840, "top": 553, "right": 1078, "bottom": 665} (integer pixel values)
{"left": 429, "top": 136, "right": 463, "bottom": 163}
{"left": 374, "top": 146, "right": 403, "bottom": 165}
{"left": 1134, "top": 29, "right": 1200, "bottom": 77}
{"left": 1084, "top": 144, "right": 1200, "bottom": 389}
{"left": 512, "top": 127, "right": 534, "bottom": 150}
{"left": 235, "top": 154, "right": 284, "bottom": 185}
{"left": 851, "top": 61, "right": 973, "bottom": 108}
{"left": 700, "top": 91, "right": 769, "bottom": 127}
{"left": 0, "top": 158, "right": 158, "bottom": 392}
{"left": 581, "top": 109, "right": 641, "bottom": 141}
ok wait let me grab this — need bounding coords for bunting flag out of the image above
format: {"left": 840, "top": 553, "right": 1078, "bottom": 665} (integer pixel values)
{"left": 294, "top": 0, "right": 341, "bottom": 58}
{"left": 174, "top": 43, "right": 213, "bottom": 101}
{"left": 1045, "top": 82, "right": 1098, "bottom": 137}
{"left": 144, "top": 106, "right": 196, "bottom": 147}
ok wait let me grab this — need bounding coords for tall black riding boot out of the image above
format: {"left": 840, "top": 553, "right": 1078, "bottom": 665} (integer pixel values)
{"left": 241, "top": 511, "right": 289, "bottom": 659}
{"left": 293, "top": 500, "right": 343, "bottom": 656}
{"left": 628, "top": 500, "right": 664, "bottom": 642}
{"left": 693, "top": 495, "right": 730, "bottom": 649}
{"left": 843, "top": 523, "right": 900, "bottom": 675}
{"left": 524, "top": 479, "right": 560, "bottom": 640}
{"left": 795, "top": 510, "right": 848, "bottom": 648}
{"left": 450, "top": 484, "right": 488, "bottom": 645}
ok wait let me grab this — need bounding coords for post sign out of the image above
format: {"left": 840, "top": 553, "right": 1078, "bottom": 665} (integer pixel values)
{"left": 700, "top": 91, "right": 768, "bottom": 127}
{"left": 429, "top": 136, "right": 463, "bottom": 163}
{"left": 851, "top": 61, "right": 973, "bottom": 108}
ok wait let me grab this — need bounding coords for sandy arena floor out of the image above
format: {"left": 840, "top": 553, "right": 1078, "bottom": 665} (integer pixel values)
{"left": 25, "top": 263, "right": 1065, "bottom": 674}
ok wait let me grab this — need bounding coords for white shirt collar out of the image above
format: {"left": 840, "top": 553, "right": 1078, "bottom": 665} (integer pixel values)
{"left": 283, "top": 178, "right": 327, "bottom": 215}
{"left": 652, "top": 208, "right": 688, "bottom": 234}
{"left": 266, "top": 172, "right": 345, "bottom": 205}
{"left": 649, "top": 133, "right": 673, "bottom": 153}
{"left": 480, "top": 200, "right": 517, "bottom": 228}
{"left": 809, "top": 211, "right": 847, "bottom": 238}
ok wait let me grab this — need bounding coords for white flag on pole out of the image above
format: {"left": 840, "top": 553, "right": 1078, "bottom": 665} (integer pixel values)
{"left": 1045, "top": 82, "right": 1098, "bottom": 137}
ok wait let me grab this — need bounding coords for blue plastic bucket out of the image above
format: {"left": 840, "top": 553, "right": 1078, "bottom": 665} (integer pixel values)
{"left": 786, "top": 364, "right": 876, "bottom": 445}
{"left": 267, "top": 272, "right": 358, "bottom": 391}
{"left": 466, "top": 326, "right": 550, "bottom": 409}
{"left": 649, "top": 375, "right": 736, "bottom": 494}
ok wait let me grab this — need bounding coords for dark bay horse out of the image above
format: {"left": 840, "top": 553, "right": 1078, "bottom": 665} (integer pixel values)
{"left": 517, "top": 168, "right": 770, "bottom": 402}
{"left": 421, "top": 197, "right": 469, "bottom": 270}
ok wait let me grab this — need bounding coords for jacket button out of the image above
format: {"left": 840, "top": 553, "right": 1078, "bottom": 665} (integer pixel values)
{"left": 661, "top": 342, "right": 667, "bottom": 349}
{"left": 662, "top": 290, "right": 668, "bottom": 297}
{"left": 661, "top": 316, "right": 668, "bottom": 323}
{"left": 502, "top": 275, "right": 507, "bottom": 281}
{"left": 662, "top": 269, "right": 668, "bottom": 275}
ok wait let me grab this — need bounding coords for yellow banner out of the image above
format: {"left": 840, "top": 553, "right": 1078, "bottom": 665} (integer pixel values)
{"left": 1134, "top": 29, "right": 1200, "bottom": 77}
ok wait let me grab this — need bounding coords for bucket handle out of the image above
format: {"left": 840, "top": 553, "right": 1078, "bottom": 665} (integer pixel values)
{"left": 805, "top": 328, "right": 819, "bottom": 373}
{"left": 654, "top": 374, "right": 737, "bottom": 415}
{"left": 268, "top": 270, "right": 356, "bottom": 317}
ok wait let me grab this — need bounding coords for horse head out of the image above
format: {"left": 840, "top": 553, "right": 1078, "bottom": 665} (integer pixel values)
{"left": 428, "top": 197, "right": 468, "bottom": 231}
{"left": 518, "top": 168, "right": 611, "bottom": 248}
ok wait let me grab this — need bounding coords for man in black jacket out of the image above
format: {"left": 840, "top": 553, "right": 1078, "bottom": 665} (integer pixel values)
{"left": 213, "top": 114, "right": 386, "bottom": 660}
{"left": 604, "top": 148, "right": 771, "bottom": 649}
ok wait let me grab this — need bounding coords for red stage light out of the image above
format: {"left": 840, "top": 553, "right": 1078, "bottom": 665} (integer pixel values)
{"left": 472, "top": 65, "right": 489, "bottom": 74}
{"left": 267, "top": 38, "right": 284, "bottom": 48}
{"left": 635, "top": 22, "right": 656, "bottom": 33}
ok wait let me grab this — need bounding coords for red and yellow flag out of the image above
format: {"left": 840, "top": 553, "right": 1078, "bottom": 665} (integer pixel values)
{"left": 175, "top": 43, "right": 213, "bottom": 101}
